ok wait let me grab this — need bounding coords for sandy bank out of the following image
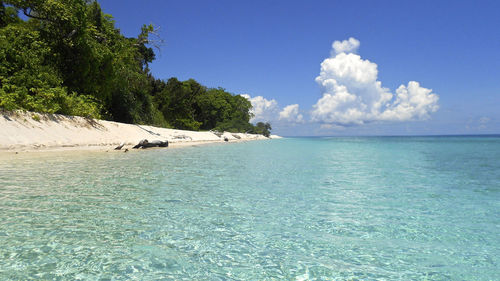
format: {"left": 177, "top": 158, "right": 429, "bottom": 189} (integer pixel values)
{"left": 0, "top": 111, "right": 281, "bottom": 152}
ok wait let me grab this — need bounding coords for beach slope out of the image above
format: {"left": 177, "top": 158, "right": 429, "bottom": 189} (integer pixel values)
{"left": 0, "top": 111, "right": 279, "bottom": 151}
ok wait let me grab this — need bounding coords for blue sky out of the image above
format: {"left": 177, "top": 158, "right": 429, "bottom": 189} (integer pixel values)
{"left": 100, "top": 0, "right": 499, "bottom": 136}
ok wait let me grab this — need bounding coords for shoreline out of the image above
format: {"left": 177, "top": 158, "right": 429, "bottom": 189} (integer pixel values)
{"left": 0, "top": 111, "right": 281, "bottom": 154}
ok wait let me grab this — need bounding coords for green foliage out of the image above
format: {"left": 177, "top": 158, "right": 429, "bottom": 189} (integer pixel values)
{"left": 0, "top": 2, "right": 21, "bottom": 26}
{"left": 0, "top": 17, "right": 101, "bottom": 117}
{"left": 252, "top": 122, "right": 272, "bottom": 137}
{"left": 153, "top": 78, "right": 258, "bottom": 133}
{"left": 154, "top": 78, "right": 202, "bottom": 130}
{"left": 0, "top": 0, "right": 270, "bottom": 136}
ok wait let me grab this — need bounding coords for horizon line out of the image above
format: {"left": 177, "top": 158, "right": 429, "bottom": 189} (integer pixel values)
{"left": 280, "top": 133, "right": 500, "bottom": 138}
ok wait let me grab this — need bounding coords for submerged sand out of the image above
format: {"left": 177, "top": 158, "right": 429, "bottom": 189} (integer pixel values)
{"left": 0, "top": 111, "right": 281, "bottom": 153}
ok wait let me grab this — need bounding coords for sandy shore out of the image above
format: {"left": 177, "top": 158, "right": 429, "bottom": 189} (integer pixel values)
{"left": 0, "top": 111, "right": 281, "bottom": 153}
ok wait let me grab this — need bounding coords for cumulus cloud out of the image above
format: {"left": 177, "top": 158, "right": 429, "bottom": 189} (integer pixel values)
{"left": 241, "top": 94, "right": 304, "bottom": 125}
{"left": 312, "top": 38, "right": 439, "bottom": 126}
{"left": 332, "top": 37, "right": 360, "bottom": 55}
{"left": 240, "top": 94, "right": 278, "bottom": 122}
{"left": 279, "top": 104, "right": 304, "bottom": 123}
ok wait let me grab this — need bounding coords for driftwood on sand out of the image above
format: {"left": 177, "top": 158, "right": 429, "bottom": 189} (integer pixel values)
{"left": 132, "top": 139, "right": 169, "bottom": 149}
{"left": 114, "top": 142, "right": 125, "bottom": 150}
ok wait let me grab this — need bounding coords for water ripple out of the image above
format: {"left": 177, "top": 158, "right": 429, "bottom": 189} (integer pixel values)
{"left": 0, "top": 137, "right": 499, "bottom": 279}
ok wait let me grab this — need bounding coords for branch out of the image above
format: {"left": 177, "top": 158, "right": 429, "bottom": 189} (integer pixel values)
{"left": 22, "top": 8, "right": 54, "bottom": 23}
{"left": 136, "top": 24, "right": 164, "bottom": 52}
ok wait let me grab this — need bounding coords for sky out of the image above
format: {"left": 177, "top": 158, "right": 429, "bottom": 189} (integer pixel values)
{"left": 99, "top": 0, "right": 500, "bottom": 136}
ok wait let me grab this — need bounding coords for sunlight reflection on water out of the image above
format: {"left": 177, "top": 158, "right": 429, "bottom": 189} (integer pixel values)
{"left": 0, "top": 137, "right": 499, "bottom": 279}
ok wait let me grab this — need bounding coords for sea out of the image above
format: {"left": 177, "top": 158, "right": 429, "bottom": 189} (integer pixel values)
{"left": 0, "top": 136, "right": 499, "bottom": 280}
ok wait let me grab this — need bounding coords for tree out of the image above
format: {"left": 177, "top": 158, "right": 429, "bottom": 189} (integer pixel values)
{"left": 0, "top": 0, "right": 259, "bottom": 133}
{"left": 0, "top": 10, "right": 101, "bottom": 117}
{"left": 0, "top": 1, "right": 21, "bottom": 27}
{"left": 253, "top": 122, "right": 272, "bottom": 137}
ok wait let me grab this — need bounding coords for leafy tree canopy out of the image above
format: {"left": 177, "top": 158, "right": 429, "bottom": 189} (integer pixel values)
{"left": 0, "top": 0, "right": 271, "bottom": 136}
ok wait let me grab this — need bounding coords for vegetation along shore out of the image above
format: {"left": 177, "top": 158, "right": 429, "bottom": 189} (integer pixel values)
{"left": 0, "top": 1, "right": 275, "bottom": 149}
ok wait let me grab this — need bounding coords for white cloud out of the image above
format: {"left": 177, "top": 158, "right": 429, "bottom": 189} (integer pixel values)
{"left": 479, "top": 117, "right": 490, "bottom": 124}
{"left": 279, "top": 104, "right": 304, "bottom": 123}
{"left": 312, "top": 38, "right": 439, "bottom": 126}
{"left": 241, "top": 94, "right": 304, "bottom": 125}
{"left": 468, "top": 116, "right": 491, "bottom": 130}
{"left": 320, "top": 123, "right": 345, "bottom": 130}
{"left": 240, "top": 94, "right": 278, "bottom": 123}
{"left": 332, "top": 37, "right": 360, "bottom": 55}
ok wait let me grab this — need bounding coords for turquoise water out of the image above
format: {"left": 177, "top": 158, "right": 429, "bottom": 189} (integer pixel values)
{"left": 0, "top": 137, "right": 499, "bottom": 280}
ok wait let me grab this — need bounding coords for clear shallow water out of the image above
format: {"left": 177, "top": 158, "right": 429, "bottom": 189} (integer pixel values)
{"left": 0, "top": 137, "right": 499, "bottom": 280}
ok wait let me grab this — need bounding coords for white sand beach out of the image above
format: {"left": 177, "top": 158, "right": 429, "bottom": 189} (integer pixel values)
{"left": 0, "top": 111, "right": 281, "bottom": 152}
